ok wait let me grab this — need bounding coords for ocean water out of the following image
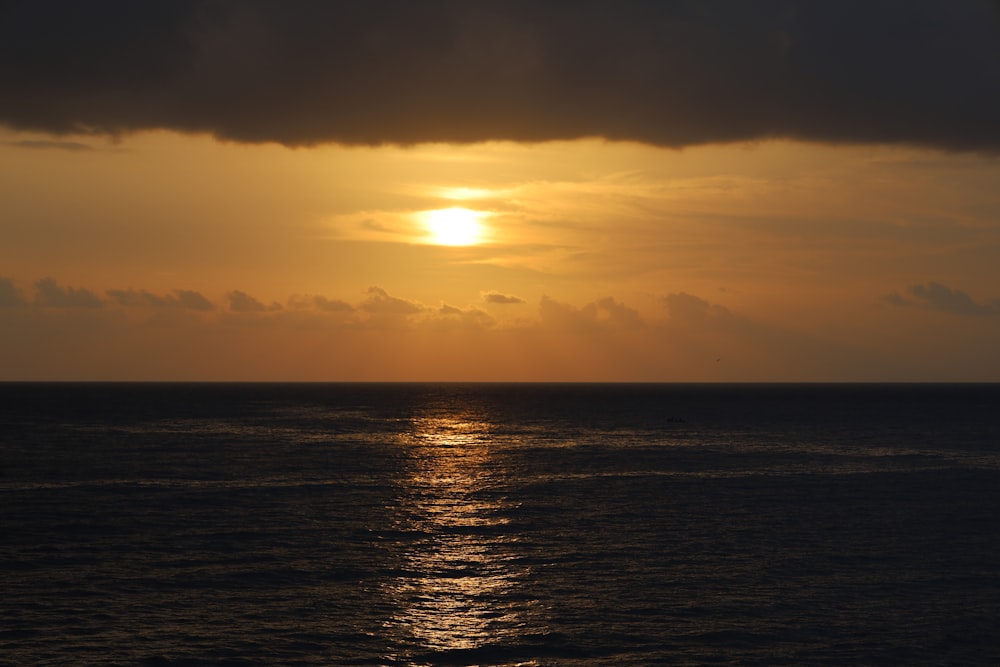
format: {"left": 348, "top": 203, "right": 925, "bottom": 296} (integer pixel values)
{"left": 2, "top": 383, "right": 1000, "bottom": 666}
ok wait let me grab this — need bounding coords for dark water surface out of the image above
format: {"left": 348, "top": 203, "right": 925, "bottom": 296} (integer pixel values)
{"left": 2, "top": 383, "right": 999, "bottom": 665}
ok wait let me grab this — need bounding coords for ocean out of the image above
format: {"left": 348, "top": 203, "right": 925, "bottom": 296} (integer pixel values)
{"left": 2, "top": 383, "right": 999, "bottom": 665}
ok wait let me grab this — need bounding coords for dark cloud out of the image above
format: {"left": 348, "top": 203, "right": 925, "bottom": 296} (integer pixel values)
{"left": 361, "top": 286, "right": 423, "bottom": 315}
{"left": 34, "top": 277, "right": 103, "bottom": 308}
{"left": 3, "top": 139, "right": 93, "bottom": 151}
{"left": 227, "top": 290, "right": 281, "bottom": 313}
{"left": 539, "top": 295, "right": 645, "bottom": 331}
{"left": 661, "top": 292, "right": 735, "bottom": 323}
{"left": 107, "top": 288, "right": 214, "bottom": 310}
{"left": 483, "top": 291, "right": 525, "bottom": 305}
{"left": 287, "top": 294, "right": 355, "bottom": 312}
{"left": 539, "top": 295, "right": 600, "bottom": 332}
{"left": 883, "top": 292, "right": 912, "bottom": 308}
{"left": 0, "top": 277, "right": 28, "bottom": 307}
{"left": 313, "top": 295, "right": 354, "bottom": 313}
{"left": 886, "top": 282, "right": 1000, "bottom": 316}
{"left": 437, "top": 303, "right": 495, "bottom": 328}
{"left": 2, "top": 1, "right": 999, "bottom": 151}
{"left": 590, "top": 297, "right": 644, "bottom": 330}
{"left": 174, "top": 289, "right": 215, "bottom": 311}
{"left": 656, "top": 291, "right": 893, "bottom": 380}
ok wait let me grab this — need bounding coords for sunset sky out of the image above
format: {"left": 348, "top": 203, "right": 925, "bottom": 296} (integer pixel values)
{"left": 3, "top": 1, "right": 1000, "bottom": 381}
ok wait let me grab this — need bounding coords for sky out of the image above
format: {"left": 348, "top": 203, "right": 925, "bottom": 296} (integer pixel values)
{"left": 2, "top": 0, "right": 1000, "bottom": 381}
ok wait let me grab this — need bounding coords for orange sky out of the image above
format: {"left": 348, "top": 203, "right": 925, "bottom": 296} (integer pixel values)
{"left": 3, "top": 2, "right": 1000, "bottom": 381}
{"left": 2, "top": 131, "right": 1000, "bottom": 381}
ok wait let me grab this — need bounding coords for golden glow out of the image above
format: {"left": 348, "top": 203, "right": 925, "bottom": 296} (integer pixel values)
{"left": 422, "top": 207, "right": 486, "bottom": 246}
{"left": 4, "top": 129, "right": 1000, "bottom": 382}
{"left": 381, "top": 413, "right": 542, "bottom": 657}
{"left": 434, "top": 186, "right": 494, "bottom": 200}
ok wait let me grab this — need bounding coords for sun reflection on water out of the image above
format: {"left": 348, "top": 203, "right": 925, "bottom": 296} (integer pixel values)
{"left": 381, "top": 412, "right": 541, "bottom": 664}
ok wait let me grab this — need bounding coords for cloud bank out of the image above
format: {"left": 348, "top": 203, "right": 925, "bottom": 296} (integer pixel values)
{"left": 887, "top": 282, "right": 1000, "bottom": 316}
{"left": 0, "top": 277, "right": 27, "bottom": 307}
{"left": 108, "top": 288, "right": 214, "bottom": 311}
{"left": 3, "top": 276, "right": 1000, "bottom": 381}
{"left": 2, "top": 1, "right": 999, "bottom": 151}
{"left": 227, "top": 290, "right": 281, "bottom": 313}
{"left": 483, "top": 291, "right": 525, "bottom": 305}
{"left": 34, "top": 277, "right": 103, "bottom": 308}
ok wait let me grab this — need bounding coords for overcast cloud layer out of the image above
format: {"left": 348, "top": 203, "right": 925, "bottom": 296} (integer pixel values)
{"left": 2, "top": 0, "right": 999, "bottom": 149}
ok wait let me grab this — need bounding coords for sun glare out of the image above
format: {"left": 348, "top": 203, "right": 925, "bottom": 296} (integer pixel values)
{"left": 423, "top": 207, "right": 486, "bottom": 246}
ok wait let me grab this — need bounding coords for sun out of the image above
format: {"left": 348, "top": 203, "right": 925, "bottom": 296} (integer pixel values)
{"left": 422, "top": 207, "right": 486, "bottom": 246}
